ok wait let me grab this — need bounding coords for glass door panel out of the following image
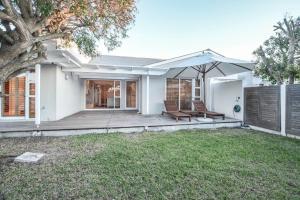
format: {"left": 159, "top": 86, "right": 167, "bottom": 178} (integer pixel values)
{"left": 114, "top": 81, "right": 120, "bottom": 108}
{"left": 194, "top": 79, "right": 201, "bottom": 101}
{"left": 166, "top": 79, "right": 179, "bottom": 106}
{"left": 126, "top": 81, "right": 137, "bottom": 108}
{"left": 29, "top": 83, "right": 35, "bottom": 118}
{"left": 166, "top": 78, "right": 192, "bottom": 110}
{"left": 85, "top": 80, "right": 95, "bottom": 109}
{"left": 180, "top": 79, "right": 192, "bottom": 110}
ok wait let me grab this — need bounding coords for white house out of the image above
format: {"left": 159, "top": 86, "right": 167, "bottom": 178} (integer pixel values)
{"left": 0, "top": 40, "right": 257, "bottom": 125}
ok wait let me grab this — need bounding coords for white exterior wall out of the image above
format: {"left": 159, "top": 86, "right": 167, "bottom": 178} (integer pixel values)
{"left": 41, "top": 65, "right": 83, "bottom": 121}
{"left": 40, "top": 65, "right": 57, "bottom": 121}
{"left": 149, "top": 76, "right": 165, "bottom": 114}
{"left": 211, "top": 80, "right": 243, "bottom": 120}
{"left": 141, "top": 75, "right": 165, "bottom": 114}
{"left": 141, "top": 76, "right": 147, "bottom": 114}
{"left": 56, "top": 67, "right": 83, "bottom": 120}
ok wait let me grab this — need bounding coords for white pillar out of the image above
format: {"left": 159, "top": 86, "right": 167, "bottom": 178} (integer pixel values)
{"left": 146, "top": 75, "right": 150, "bottom": 114}
{"left": 280, "top": 84, "right": 286, "bottom": 136}
{"left": 209, "top": 79, "right": 213, "bottom": 111}
{"left": 192, "top": 79, "right": 195, "bottom": 110}
{"left": 25, "top": 71, "right": 29, "bottom": 119}
{"left": 178, "top": 78, "right": 181, "bottom": 110}
{"left": 35, "top": 64, "right": 41, "bottom": 127}
{"left": 138, "top": 76, "right": 141, "bottom": 113}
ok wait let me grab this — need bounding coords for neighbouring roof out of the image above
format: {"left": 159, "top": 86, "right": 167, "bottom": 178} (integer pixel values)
{"left": 88, "top": 55, "right": 165, "bottom": 67}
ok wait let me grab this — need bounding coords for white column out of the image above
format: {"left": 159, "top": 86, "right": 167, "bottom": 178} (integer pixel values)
{"left": 35, "top": 64, "right": 41, "bottom": 127}
{"left": 209, "top": 79, "right": 213, "bottom": 111}
{"left": 146, "top": 75, "right": 150, "bottom": 114}
{"left": 192, "top": 79, "right": 195, "bottom": 110}
{"left": 178, "top": 78, "right": 181, "bottom": 110}
{"left": 138, "top": 76, "right": 141, "bottom": 113}
{"left": 0, "top": 84, "right": 1, "bottom": 117}
{"left": 280, "top": 84, "right": 286, "bottom": 136}
{"left": 25, "top": 71, "right": 29, "bottom": 119}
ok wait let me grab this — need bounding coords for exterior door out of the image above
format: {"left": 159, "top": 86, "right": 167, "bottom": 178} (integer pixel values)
{"left": 126, "top": 81, "right": 137, "bottom": 108}
{"left": 166, "top": 78, "right": 192, "bottom": 110}
{"left": 85, "top": 80, "right": 120, "bottom": 109}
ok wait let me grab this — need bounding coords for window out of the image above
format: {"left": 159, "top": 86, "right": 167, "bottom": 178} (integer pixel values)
{"left": 194, "top": 79, "right": 201, "bottom": 101}
{"left": 29, "top": 83, "right": 35, "bottom": 118}
{"left": 2, "top": 76, "right": 26, "bottom": 117}
{"left": 166, "top": 78, "right": 192, "bottom": 110}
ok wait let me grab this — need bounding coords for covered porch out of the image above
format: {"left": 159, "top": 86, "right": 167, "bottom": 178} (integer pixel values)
{"left": 0, "top": 110, "right": 241, "bottom": 137}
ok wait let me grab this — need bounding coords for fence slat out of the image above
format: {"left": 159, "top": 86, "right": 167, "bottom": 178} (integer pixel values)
{"left": 244, "top": 86, "right": 281, "bottom": 131}
{"left": 286, "top": 84, "right": 300, "bottom": 136}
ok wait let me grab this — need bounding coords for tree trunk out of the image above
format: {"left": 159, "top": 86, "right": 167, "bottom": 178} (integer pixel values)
{"left": 288, "top": 74, "right": 295, "bottom": 84}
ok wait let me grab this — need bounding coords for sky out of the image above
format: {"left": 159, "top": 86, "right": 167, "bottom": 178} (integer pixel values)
{"left": 101, "top": 0, "right": 300, "bottom": 61}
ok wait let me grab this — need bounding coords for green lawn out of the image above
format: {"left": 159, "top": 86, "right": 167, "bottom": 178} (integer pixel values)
{"left": 0, "top": 128, "right": 299, "bottom": 199}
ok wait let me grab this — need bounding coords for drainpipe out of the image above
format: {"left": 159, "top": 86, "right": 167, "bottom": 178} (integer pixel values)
{"left": 35, "top": 64, "right": 41, "bottom": 128}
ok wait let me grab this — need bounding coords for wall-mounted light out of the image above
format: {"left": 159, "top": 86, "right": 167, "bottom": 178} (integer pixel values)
{"left": 65, "top": 73, "right": 69, "bottom": 80}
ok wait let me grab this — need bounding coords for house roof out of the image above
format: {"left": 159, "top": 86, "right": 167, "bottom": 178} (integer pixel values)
{"left": 88, "top": 55, "right": 165, "bottom": 67}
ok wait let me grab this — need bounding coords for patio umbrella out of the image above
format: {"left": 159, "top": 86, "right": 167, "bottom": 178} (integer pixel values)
{"left": 153, "top": 50, "right": 255, "bottom": 117}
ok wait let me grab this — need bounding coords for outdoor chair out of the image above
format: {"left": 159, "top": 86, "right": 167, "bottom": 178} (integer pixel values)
{"left": 162, "top": 101, "right": 191, "bottom": 122}
{"left": 193, "top": 100, "right": 225, "bottom": 120}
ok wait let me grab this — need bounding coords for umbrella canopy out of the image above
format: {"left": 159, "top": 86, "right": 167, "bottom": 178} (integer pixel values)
{"left": 148, "top": 50, "right": 255, "bottom": 117}
{"left": 161, "top": 51, "right": 255, "bottom": 79}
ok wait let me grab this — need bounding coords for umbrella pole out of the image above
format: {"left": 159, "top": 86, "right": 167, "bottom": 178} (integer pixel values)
{"left": 203, "top": 73, "right": 206, "bottom": 118}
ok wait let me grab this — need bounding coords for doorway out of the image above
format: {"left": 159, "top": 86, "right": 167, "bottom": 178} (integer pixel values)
{"left": 85, "top": 80, "right": 120, "bottom": 109}
{"left": 126, "top": 81, "right": 137, "bottom": 109}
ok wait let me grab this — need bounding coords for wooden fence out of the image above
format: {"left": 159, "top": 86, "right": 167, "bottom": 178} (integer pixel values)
{"left": 286, "top": 84, "right": 300, "bottom": 136}
{"left": 244, "top": 86, "right": 281, "bottom": 131}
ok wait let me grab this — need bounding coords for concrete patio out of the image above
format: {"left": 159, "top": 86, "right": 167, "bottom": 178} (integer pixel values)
{"left": 0, "top": 111, "right": 242, "bottom": 137}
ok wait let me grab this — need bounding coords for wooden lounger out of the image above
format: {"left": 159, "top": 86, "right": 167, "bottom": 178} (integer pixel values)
{"left": 162, "top": 101, "right": 191, "bottom": 122}
{"left": 193, "top": 100, "right": 225, "bottom": 120}
{"left": 180, "top": 110, "right": 203, "bottom": 117}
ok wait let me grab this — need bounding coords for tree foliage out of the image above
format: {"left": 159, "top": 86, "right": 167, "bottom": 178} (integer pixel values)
{"left": 0, "top": 0, "right": 136, "bottom": 82}
{"left": 254, "top": 16, "right": 300, "bottom": 84}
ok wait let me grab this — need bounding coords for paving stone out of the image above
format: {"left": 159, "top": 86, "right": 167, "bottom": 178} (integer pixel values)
{"left": 14, "top": 152, "right": 45, "bottom": 163}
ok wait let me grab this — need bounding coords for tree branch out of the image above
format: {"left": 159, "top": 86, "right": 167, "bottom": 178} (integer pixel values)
{"left": 1, "top": 0, "right": 15, "bottom": 16}
{"left": 30, "top": 18, "right": 47, "bottom": 33}
{"left": 0, "top": 40, "right": 32, "bottom": 67}
{"left": 33, "top": 32, "right": 68, "bottom": 43}
{"left": 17, "top": 0, "right": 31, "bottom": 20}
{"left": 0, "top": 55, "right": 44, "bottom": 82}
{"left": 0, "top": 11, "right": 12, "bottom": 21}
{"left": 0, "top": 28, "right": 14, "bottom": 44}
{"left": 274, "top": 22, "right": 287, "bottom": 35}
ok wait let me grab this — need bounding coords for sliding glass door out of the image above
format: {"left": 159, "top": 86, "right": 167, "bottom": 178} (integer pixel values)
{"left": 126, "top": 81, "right": 137, "bottom": 108}
{"left": 180, "top": 79, "right": 192, "bottom": 110}
{"left": 85, "top": 80, "right": 120, "bottom": 109}
{"left": 166, "top": 78, "right": 192, "bottom": 110}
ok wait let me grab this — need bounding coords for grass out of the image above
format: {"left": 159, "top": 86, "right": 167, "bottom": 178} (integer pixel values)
{"left": 0, "top": 128, "right": 300, "bottom": 199}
